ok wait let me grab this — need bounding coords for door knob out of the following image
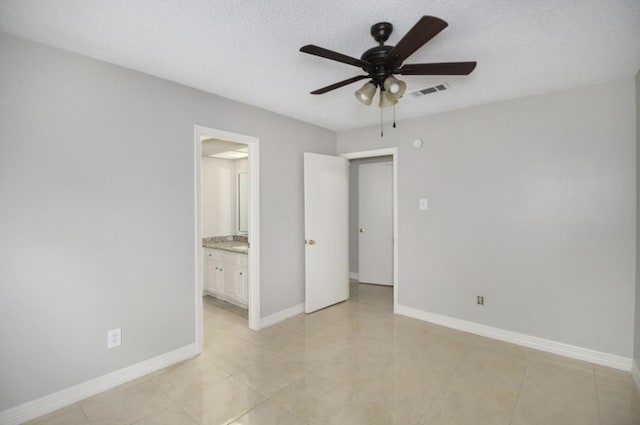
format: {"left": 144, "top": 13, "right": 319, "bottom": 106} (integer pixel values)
{"left": 359, "top": 228, "right": 365, "bottom": 233}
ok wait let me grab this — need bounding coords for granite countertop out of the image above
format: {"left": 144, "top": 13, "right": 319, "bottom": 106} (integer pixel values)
{"left": 202, "top": 236, "right": 248, "bottom": 254}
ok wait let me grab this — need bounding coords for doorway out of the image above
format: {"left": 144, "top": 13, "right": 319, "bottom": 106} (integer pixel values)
{"left": 342, "top": 148, "right": 398, "bottom": 312}
{"left": 194, "top": 125, "right": 260, "bottom": 354}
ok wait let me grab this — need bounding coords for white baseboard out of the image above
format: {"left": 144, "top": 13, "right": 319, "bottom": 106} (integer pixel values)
{"left": 259, "top": 303, "right": 304, "bottom": 329}
{"left": 0, "top": 343, "right": 198, "bottom": 425}
{"left": 633, "top": 361, "right": 640, "bottom": 394}
{"left": 349, "top": 272, "right": 359, "bottom": 280}
{"left": 395, "top": 305, "right": 632, "bottom": 371}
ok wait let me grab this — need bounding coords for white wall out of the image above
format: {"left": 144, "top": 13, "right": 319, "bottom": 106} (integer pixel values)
{"left": 338, "top": 79, "right": 636, "bottom": 358}
{"left": 0, "top": 32, "right": 335, "bottom": 411}
{"left": 236, "top": 158, "right": 248, "bottom": 173}
{"left": 202, "top": 157, "right": 235, "bottom": 237}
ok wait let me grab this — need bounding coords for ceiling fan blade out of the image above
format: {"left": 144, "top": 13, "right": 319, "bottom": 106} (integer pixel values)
{"left": 385, "top": 16, "right": 448, "bottom": 67}
{"left": 310, "top": 75, "right": 370, "bottom": 95}
{"left": 396, "top": 61, "right": 477, "bottom": 75}
{"left": 301, "top": 45, "right": 372, "bottom": 70}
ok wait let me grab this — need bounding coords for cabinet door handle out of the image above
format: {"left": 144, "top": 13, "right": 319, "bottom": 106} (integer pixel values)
{"left": 239, "top": 272, "right": 243, "bottom": 275}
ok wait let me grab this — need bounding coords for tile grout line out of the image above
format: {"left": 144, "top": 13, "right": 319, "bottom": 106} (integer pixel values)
{"left": 77, "top": 403, "right": 91, "bottom": 425}
{"left": 506, "top": 359, "right": 529, "bottom": 425}
{"left": 592, "top": 364, "right": 605, "bottom": 425}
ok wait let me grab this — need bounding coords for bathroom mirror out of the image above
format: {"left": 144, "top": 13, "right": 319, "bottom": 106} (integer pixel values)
{"left": 237, "top": 172, "right": 248, "bottom": 234}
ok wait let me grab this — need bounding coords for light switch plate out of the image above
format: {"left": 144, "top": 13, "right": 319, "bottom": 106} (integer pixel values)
{"left": 419, "top": 199, "right": 428, "bottom": 210}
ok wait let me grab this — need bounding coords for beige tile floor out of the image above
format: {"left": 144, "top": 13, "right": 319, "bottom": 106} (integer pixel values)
{"left": 27, "top": 281, "right": 640, "bottom": 425}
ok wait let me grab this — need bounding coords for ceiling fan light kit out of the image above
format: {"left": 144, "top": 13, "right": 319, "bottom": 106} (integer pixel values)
{"left": 379, "top": 90, "right": 398, "bottom": 108}
{"left": 354, "top": 81, "right": 377, "bottom": 105}
{"left": 383, "top": 75, "right": 407, "bottom": 99}
{"left": 300, "top": 15, "right": 476, "bottom": 135}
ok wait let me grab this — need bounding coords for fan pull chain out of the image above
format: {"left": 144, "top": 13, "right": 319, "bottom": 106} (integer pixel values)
{"left": 393, "top": 104, "right": 396, "bottom": 128}
{"left": 380, "top": 107, "right": 383, "bottom": 137}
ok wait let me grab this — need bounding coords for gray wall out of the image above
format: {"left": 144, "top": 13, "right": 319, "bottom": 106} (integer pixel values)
{"left": 635, "top": 69, "right": 640, "bottom": 368}
{"left": 0, "top": 33, "right": 335, "bottom": 410}
{"left": 338, "top": 79, "right": 636, "bottom": 357}
{"left": 348, "top": 156, "right": 393, "bottom": 275}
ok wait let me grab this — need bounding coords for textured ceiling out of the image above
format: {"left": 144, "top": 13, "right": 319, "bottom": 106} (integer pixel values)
{"left": 1, "top": 0, "right": 639, "bottom": 131}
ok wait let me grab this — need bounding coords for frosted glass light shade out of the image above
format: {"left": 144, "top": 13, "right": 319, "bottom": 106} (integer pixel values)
{"left": 354, "top": 82, "right": 377, "bottom": 105}
{"left": 379, "top": 90, "right": 398, "bottom": 108}
{"left": 383, "top": 76, "right": 406, "bottom": 100}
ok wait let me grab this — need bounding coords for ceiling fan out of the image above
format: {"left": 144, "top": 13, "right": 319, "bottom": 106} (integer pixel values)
{"left": 300, "top": 15, "right": 477, "bottom": 108}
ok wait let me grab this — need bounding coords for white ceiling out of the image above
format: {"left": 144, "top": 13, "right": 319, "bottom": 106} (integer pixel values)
{"left": 201, "top": 138, "right": 245, "bottom": 157}
{"left": 1, "top": 0, "right": 638, "bottom": 131}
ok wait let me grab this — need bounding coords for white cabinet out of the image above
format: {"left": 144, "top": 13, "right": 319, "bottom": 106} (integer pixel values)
{"left": 235, "top": 268, "right": 248, "bottom": 305}
{"left": 203, "top": 248, "right": 248, "bottom": 307}
{"left": 204, "top": 249, "right": 224, "bottom": 294}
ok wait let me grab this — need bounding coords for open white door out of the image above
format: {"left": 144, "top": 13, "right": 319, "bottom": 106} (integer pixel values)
{"left": 358, "top": 162, "right": 393, "bottom": 285}
{"left": 304, "top": 152, "right": 349, "bottom": 313}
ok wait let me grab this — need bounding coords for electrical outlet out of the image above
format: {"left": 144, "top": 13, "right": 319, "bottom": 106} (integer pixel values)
{"left": 476, "top": 296, "right": 484, "bottom": 306}
{"left": 107, "top": 328, "right": 121, "bottom": 349}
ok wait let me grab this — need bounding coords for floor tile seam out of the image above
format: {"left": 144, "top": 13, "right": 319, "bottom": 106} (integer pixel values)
{"left": 208, "top": 354, "right": 247, "bottom": 375}
{"left": 137, "top": 378, "right": 194, "bottom": 422}
{"left": 431, "top": 388, "right": 519, "bottom": 425}
{"left": 231, "top": 364, "right": 294, "bottom": 398}
{"left": 592, "top": 366, "right": 606, "bottom": 425}
{"left": 523, "top": 356, "right": 599, "bottom": 386}
{"left": 75, "top": 402, "right": 92, "bottom": 425}
{"left": 593, "top": 368, "right": 636, "bottom": 386}
{"left": 203, "top": 295, "right": 249, "bottom": 323}
{"left": 504, "top": 352, "right": 529, "bottom": 425}
{"left": 227, "top": 330, "right": 281, "bottom": 354}
{"left": 126, "top": 402, "right": 185, "bottom": 425}
{"left": 518, "top": 379, "right": 600, "bottom": 410}
{"left": 278, "top": 320, "right": 332, "bottom": 338}
{"left": 459, "top": 353, "right": 529, "bottom": 378}
{"left": 265, "top": 396, "right": 313, "bottom": 425}
{"left": 206, "top": 325, "right": 245, "bottom": 341}
{"left": 470, "top": 337, "right": 534, "bottom": 362}
{"left": 220, "top": 398, "right": 270, "bottom": 425}
{"left": 205, "top": 306, "right": 248, "bottom": 323}
{"left": 525, "top": 356, "right": 597, "bottom": 386}
{"left": 412, "top": 384, "right": 447, "bottom": 425}
{"left": 277, "top": 400, "right": 314, "bottom": 425}
{"left": 154, "top": 369, "right": 232, "bottom": 402}
{"left": 268, "top": 383, "right": 324, "bottom": 424}
{"left": 348, "top": 297, "right": 378, "bottom": 308}
{"left": 526, "top": 353, "right": 597, "bottom": 374}
{"left": 194, "top": 374, "right": 269, "bottom": 416}
{"left": 314, "top": 315, "right": 352, "bottom": 333}
{"left": 274, "top": 323, "right": 309, "bottom": 338}
{"left": 436, "top": 347, "right": 469, "bottom": 391}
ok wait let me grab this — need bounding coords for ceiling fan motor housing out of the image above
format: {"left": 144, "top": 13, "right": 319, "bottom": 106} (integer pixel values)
{"left": 364, "top": 23, "right": 397, "bottom": 86}
{"left": 361, "top": 45, "right": 394, "bottom": 86}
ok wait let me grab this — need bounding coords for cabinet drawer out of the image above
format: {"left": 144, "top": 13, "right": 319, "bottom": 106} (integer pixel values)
{"left": 220, "top": 251, "right": 247, "bottom": 266}
{"left": 203, "top": 248, "right": 220, "bottom": 261}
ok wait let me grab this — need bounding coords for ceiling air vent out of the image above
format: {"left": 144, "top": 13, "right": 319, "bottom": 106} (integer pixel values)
{"left": 411, "top": 83, "right": 450, "bottom": 98}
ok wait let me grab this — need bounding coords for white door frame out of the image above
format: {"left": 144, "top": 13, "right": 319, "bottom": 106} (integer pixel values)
{"left": 341, "top": 148, "right": 398, "bottom": 313}
{"left": 194, "top": 125, "right": 261, "bottom": 354}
